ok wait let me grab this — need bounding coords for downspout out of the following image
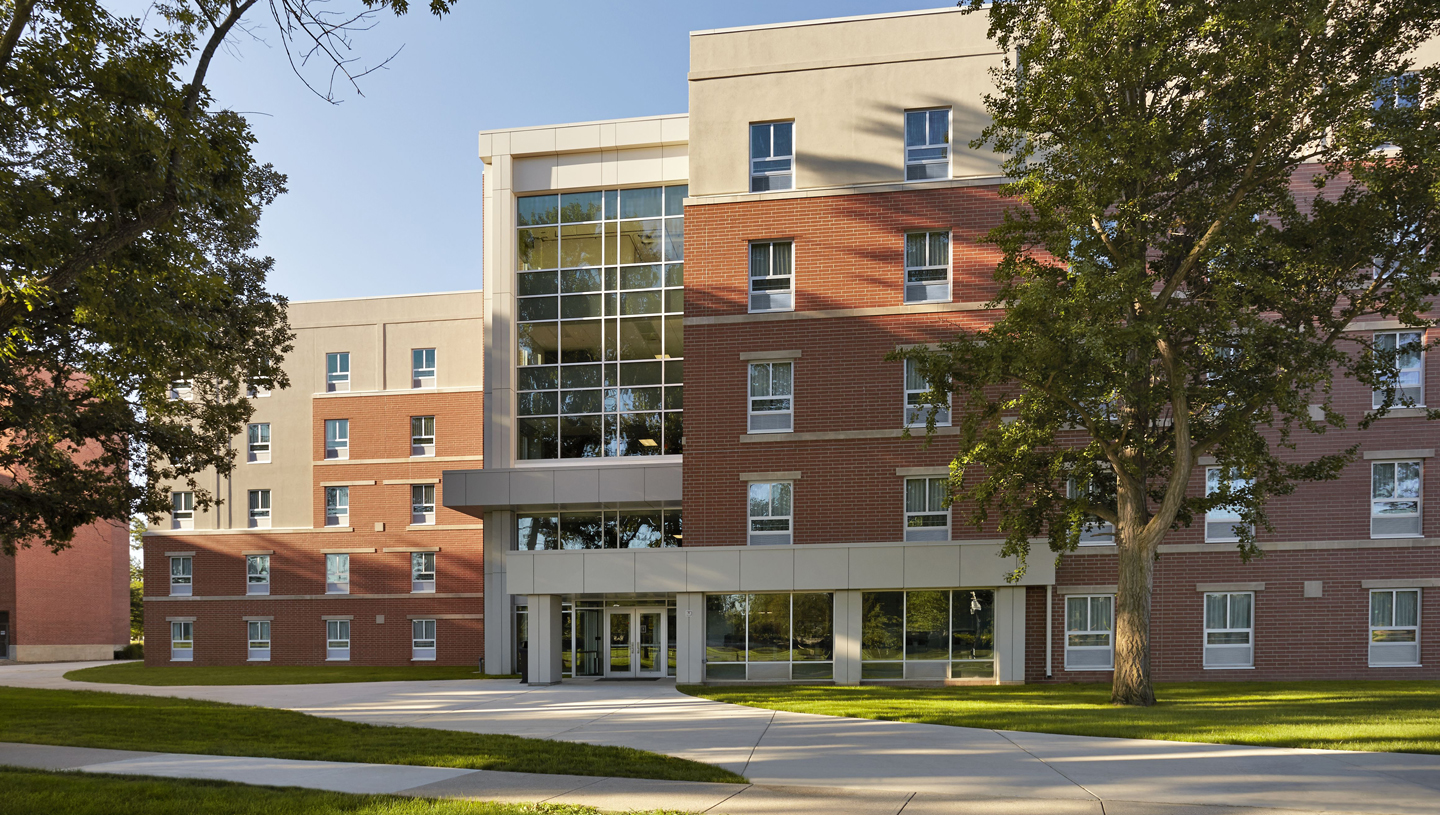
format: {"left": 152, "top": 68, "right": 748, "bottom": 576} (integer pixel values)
{"left": 1045, "top": 584, "right": 1053, "bottom": 679}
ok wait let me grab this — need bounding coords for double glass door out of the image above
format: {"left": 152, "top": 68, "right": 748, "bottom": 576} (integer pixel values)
{"left": 607, "top": 608, "right": 665, "bottom": 677}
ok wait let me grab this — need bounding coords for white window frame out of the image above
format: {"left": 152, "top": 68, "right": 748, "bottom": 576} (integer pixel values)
{"left": 247, "top": 489, "right": 271, "bottom": 529}
{"left": 325, "top": 486, "right": 349, "bottom": 527}
{"left": 1373, "top": 330, "right": 1425, "bottom": 408}
{"left": 411, "top": 415, "right": 436, "bottom": 457}
{"left": 904, "top": 476, "right": 950, "bottom": 542}
{"left": 411, "top": 484, "right": 436, "bottom": 526}
{"left": 326, "top": 619, "right": 351, "bottom": 661}
{"left": 749, "top": 121, "right": 794, "bottom": 192}
{"left": 169, "top": 556, "right": 192, "bottom": 597}
{"left": 749, "top": 240, "right": 794, "bottom": 313}
{"left": 1204, "top": 467, "right": 1254, "bottom": 542}
{"left": 1064, "top": 594, "right": 1114, "bottom": 670}
{"left": 168, "top": 377, "right": 193, "bottom": 401}
{"left": 904, "top": 230, "right": 951, "bottom": 303}
{"left": 247, "top": 620, "right": 271, "bottom": 661}
{"left": 748, "top": 361, "right": 793, "bottom": 433}
{"left": 325, "top": 553, "right": 350, "bottom": 595}
{"left": 412, "top": 347, "right": 437, "bottom": 388}
{"left": 412, "top": 618, "right": 437, "bottom": 661}
{"left": 171, "top": 491, "right": 194, "bottom": 530}
{"left": 748, "top": 481, "right": 793, "bottom": 546}
{"left": 1203, "top": 592, "right": 1254, "bottom": 669}
{"left": 246, "top": 554, "right": 270, "bottom": 595}
{"left": 1369, "top": 588, "right": 1421, "bottom": 667}
{"left": 904, "top": 107, "right": 951, "bottom": 181}
{"left": 247, "top": 423, "right": 271, "bottom": 464}
{"left": 326, "top": 352, "right": 350, "bottom": 392}
{"left": 325, "top": 419, "right": 349, "bottom": 460}
{"left": 1066, "top": 478, "right": 1115, "bottom": 545}
{"left": 412, "top": 551, "right": 436, "bottom": 593}
{"left": 170, "top": 621, "right": 193, "bottom": 661}
{"left": 904, "top": 358, "right": 951, "bottom": 428}
{"left": 1372, "top": 460, "right": 1423, "bottom": 539}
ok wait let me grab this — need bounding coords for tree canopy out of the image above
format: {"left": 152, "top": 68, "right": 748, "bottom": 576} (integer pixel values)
{"left": 905, "top": 0, "right": 1440, "bottom": 704}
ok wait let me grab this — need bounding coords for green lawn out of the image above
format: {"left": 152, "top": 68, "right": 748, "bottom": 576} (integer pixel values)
{"left": 0, "top": 767, "right": 694, "bottom": 815}
{"left": 65, "top": 663, "right": 516, "bottom": 686}
{"left": 681, "top": 680, "right": 1440, "bottom": 754}
{"left": 0, "top": 687, "right": 743, "bottom": 784}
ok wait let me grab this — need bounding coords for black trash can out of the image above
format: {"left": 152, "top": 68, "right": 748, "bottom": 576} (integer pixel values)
{"left": 518, "top": 645, "right": 529, "bottom": 684}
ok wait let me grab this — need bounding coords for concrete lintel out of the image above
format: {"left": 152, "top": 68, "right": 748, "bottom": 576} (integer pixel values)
{"left": 1056, "top": 585, "right": 1117, "bottom": 595}
{"left": 1363, "top": 449, "right": 1435, "bottom": 460}
{"left": 739, "top": 349, "right": 802, "bottom": 361}
{"left": 1196, "top": 582, "right": 1266, "bottom": 592}
{"left": 739, "top": 471, "right": 801, "bottom": 482}
{"left": 1361, "top": 578, "right": 1440, "bottom": 588}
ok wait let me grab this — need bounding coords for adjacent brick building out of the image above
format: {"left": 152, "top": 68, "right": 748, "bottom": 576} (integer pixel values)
{"left": 144, "top": 292, "right": 485, "bottom": 666}
{"left": 0, "top": 516, "right": 130, "bottom": 662}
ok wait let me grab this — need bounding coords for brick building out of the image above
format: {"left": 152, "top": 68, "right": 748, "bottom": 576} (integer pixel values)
{"left": 0, "top": 516, "right": 130, "bottom": 662}
{"left": 440, "top": 6, "right": 1440, "bottom": 686}
{"left": 143, "top": 292, "right": 485, "bottom": 666}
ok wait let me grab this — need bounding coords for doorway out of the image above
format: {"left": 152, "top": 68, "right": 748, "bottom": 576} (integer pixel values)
{"left": 605, "top": 608, "right": 665, "bottom": 678}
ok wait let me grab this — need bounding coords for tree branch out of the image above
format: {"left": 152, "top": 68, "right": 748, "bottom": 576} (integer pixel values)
{"left": 0, "top": 0, "right": 35, "bottom": 77}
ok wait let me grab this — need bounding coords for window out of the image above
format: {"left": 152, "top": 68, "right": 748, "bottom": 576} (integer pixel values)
{"left": 904, "top": 477, "right": 949, "bottom": 542}
{"left": 325, "top": 486, "right": 349, "bottom": 527}
{"left": 412, "top": 618, "right": 437, "bottom": 660}
{"left": 325, "top": 419, "right": 349, "bottom": 460}
{"left": 168, "top": 377, "right": 193, "bottom": 401}
{"left": 1067, "top": 478, "right": 1116, "bottom": 544}
{"left": 1203, "top": 592, "right": 1254, "bottom": 668}
{"left": 516, "top": 509, "right": 682, "bottom": 550}
{"left": 749, "top": 121, "right": 794, "bottom": 192}
{"left": 170, "top": 621, "right": 193, "bottom": 661}
{"left": 856, "top": 590, "right": 996, "bottom": 680}
{"left": 169, "top": 556, "right": 192, "bottom": 597}
{"left": 412, "top": 552, "right": 436, "bottom": 592}
{"left": 514, "top": 186, "right": 686, "bottom": 461}
{"left": 1370, "top": 589, "right": 1421, "bottom": 666}
{"left": 247, "top": 621, "right": 271, "bottom": 661}
{"left": 411, "top": 415, "right": 436, "bottom": 457}
{"left": 905, "top": 108, "right": 951, "bottom": 181}
{"left": 1204, "top": 467, "right": 1253, "bottom": 542}
{"left": 412, "top": 348, "right": 436, "bottom": 388}
{"left": 748, "top": 482, "right": 792, "bottom": 545}
{"left": 411, "top": 484, "right": 436, "bottom": 525}
{"left": 246, "top": 554, "right": 270, "bottom": 595}
{"left": 1374, "top": 72, "right": 1422, "bottom": 111}
{"left": 325, "top": 553, "right": 350, "bottom": 594}
{"left": 904, "top": 231, "right": 951, "bottom": 303}
{"left": 1372, "top": 461, "right": 1423, "bottom": 538}
{"left": 247, "top": 490, "right": 271, "bottom": 529}
{"left": 1373, "top": 331, "right": 1424, "bottom": 408}
{"left": 904, "top": 358, "right": 951, "bottom": 427}
{"left": 326, "top": 620, "right": 350, "bottom": 661}
{"left": 748, "top": 361, "right": 793, "bottom": 433}
{"left": 326, "top": 352, "right": 350, "bottom": 392}
{"left": 1064, "top": 594, "right": 1114, "bottom": 670}
{"left": 705, "top": 593, "right": 836, "bottom": 681}
{"left": 171, "top": 491, "right": 194, "bottom": 530}
{"left": 247, "top": 423, "right": 271, "bottom": 463}
{"left": 749, "top": 241, "right": 793, "bottom": 313}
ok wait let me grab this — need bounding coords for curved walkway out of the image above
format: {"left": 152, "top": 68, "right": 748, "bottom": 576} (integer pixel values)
{"left": 3, "top": 662, "right": 1438, "bottom": 815}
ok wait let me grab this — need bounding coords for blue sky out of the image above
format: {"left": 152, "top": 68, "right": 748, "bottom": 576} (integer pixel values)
{"left": 194, "top": 1, "right": 942, "bottom": 302}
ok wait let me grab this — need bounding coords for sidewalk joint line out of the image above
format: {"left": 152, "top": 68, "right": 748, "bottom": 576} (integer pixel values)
{"left": 991, "top": 729, "right": 1104, "bottom": 803}
{"left": 536, "top": 775, "right": 605, "bottom": 803}
{"left": 700, "top": 783, "right": 753, "bottom": 813}
{"left": 894, "top": 791, "right": 918, "bottom": 814}
{"left": 739, "top": 709, "right": 777, "bottom": 778}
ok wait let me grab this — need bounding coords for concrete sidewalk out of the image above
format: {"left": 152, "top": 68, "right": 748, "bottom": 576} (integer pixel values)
{"left": 5, "top": 661, "right": 1440, "bottom": 814}
{"left": 0, "top": 741, "right": 1374, "bottom": 815}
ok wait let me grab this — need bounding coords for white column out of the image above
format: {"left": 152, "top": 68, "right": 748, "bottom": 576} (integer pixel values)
{"left": 675, "top": 592, "right": 705, "bottom": 683}
{"left": 527, "top": 594, "right": 563, "bottom": 685}
{"left": 995, "top": 586, "right": 1028, "bottom": 684}
{"left": 484, "top": 510, "right": 512, "bottom": 675}
{"left": 834, "top": 590, "right": 863, "bottom": 685}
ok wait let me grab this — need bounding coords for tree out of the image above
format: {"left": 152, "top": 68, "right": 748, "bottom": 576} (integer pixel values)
{"left": 904, "top": 1, "right": 1440, "bottom": 705}
{"left": 0, "top": 0, "right": 455, "bottom": 556}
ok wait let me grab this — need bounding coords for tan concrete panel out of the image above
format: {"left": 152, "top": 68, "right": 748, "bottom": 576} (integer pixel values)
{"left": 506, "top": 552, "right": 536, "bottom": 595}
{"left": 554, "top": 124, "right": 603, "bottom": 153}
{"left": 614, "top": 147, "right": 665, "bottom": 186}
{"left": 553, "top": 468, "right": 601, "bottom": 505}
{"left": 635, "top": 549, "right": 688, "bottom": 593}
{"left": 514, "top": 156, "right": 559, "bottom": 193}
{"left": 533, "top": 552, "right": 584, "bottom": 594}
{"left": 556, "top": 152, "right": 605, "bottom": 190}
{"left": 738, "top": 547, "right": 795, "bottom": 591}
{"left": 903, "top": 544, "right": 961, "bottom": 589}
{"left": 685, "top": 548, "right": 740, "bottom": 591}
{"left": 596, "top": 467, "right": 646, "bottom": 503}
{"left": 509, "top": 127, "right": 556, "bottom": 155}
{"left": 584, "top": 550, "right": 636, "bottom": 593}
{"left": 794, "top": 546, "right": 848, "bottom": 590}
{"left": 847, "top": 546, "right": 904, "bottom": 589}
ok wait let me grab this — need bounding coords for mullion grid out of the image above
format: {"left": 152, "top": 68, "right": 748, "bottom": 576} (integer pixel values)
{"left": 707, "top": 593, "right": 833, "bottom": 680}
{"left": 516, "top": 186, "right": 685, "bottom": 459}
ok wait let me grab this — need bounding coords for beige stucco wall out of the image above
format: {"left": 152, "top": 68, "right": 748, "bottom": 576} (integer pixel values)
{"left": 688, "top": 7, "right": 1006, "bottom": 197}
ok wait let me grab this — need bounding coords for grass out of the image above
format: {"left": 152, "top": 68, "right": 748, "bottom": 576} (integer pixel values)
{"left": 0, "top": 767, "right": 695, "bottom": 815}
{"left": 681, "top": 680, "right": 1440, "bottom": 755}
{"left": 64, "top": 662, "right": 517, "bottom": 686}
{"left": 0, "top": 687, "right": 744, "bottom": 784}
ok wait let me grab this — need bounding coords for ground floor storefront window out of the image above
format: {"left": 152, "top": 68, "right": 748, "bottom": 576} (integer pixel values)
{"left": 705, "top": 593, "right": 834, "bottom": 680}
{"left": 861, "top": 590, "right": 995, "bottom": 680}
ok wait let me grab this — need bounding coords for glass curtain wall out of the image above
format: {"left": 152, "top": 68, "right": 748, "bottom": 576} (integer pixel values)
{"left": 517, "top": 509, "right": 681, "bottom": 549}
{"left": 705, "top": 593, "right": 834, "bottom": 680}
{"left": 515, "top": 186, "right": 686, "bottom": 459}
{"left": 861, "top": 590, "right": 995, "bottom": 679}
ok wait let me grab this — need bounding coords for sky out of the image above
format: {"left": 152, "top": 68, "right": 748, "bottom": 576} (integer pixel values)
{"left": 183, "top": 0, "right": 944, "bottom": 302}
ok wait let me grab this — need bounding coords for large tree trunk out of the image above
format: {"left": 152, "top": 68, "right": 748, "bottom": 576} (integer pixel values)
{"left": 1111, "top": 488, "right": 1157, "bottom": 706}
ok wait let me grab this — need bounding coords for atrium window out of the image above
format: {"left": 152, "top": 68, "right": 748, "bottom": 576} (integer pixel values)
{"left": 516, "top": 509, "right": 681, "bottom": 550}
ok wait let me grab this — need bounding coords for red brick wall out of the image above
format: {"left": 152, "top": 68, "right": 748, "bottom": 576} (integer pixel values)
{"left": 7, "top": 519, "right": 129, "bottom": 649}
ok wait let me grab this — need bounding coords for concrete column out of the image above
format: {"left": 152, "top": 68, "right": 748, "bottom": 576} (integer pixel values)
{"left": 995, "top": 586, "right": 1027, "bottom": 684}
{"left": 484, "top": 510, "right": 512, "bottom": 675}
{"left": 527, "top": 594, "right": 563, "bottom": 685}
{"left": 675, "top": 592, "right": 705, "bottom": 683}
{"left": 834, "top": 590, "right": 863, "bottom": 685}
